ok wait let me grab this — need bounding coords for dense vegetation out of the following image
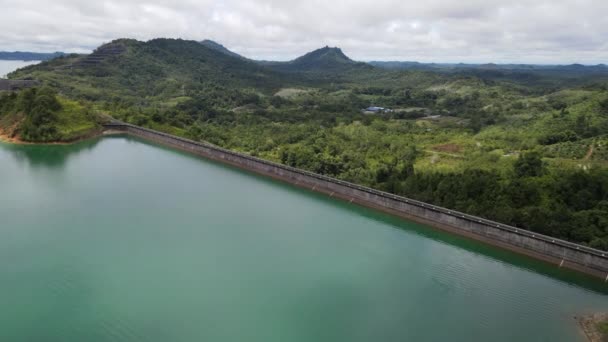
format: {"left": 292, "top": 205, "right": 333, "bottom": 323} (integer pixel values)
{"left": 262, "top": 46, "right": 371, "bottom": 73}
{"left": 5, "top": 38, "right": 608, "bottom": 249}
{"left": 200, "top": 40, "right": 247, "bottom": 60}
{"left": 0, "top": 87, "right": 100, "bottom": 142}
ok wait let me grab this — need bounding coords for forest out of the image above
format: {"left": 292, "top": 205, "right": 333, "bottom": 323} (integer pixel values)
{"left": 0, "top": 87, "right": 100, "bottom": 142}
{"left": 4, "top": 38, "right": 608, "bottom": 250}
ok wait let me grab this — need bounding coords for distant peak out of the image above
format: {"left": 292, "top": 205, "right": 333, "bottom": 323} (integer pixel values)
{"left": 105, "top": 38, "right": 137, "bottom": 46}
{"left": 200, "top": 39, "right": 223, "bottom": 47}
{"left": 92, "top": 39, "right": 137, "bottom": 53}
{"left": 318, "top": 46, "right": 345, "bottom": 53}
{"left": 262, "top": 45, "right": 363, "bottom": 73}
{"left": 199, "top": 39, "right": 246, "bottom": 60}
{"left": 295, "top": 46, "right": 353, "bottom": 63}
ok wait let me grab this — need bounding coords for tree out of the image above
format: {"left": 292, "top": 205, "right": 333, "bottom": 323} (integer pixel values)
{"left": 576, "top": 114, "right": 589, "bottom": 135}
{"left": 599, "top": 98, "right": 608, "bottom": 115}
{"left": 19, "top": 87, "right": 62, "bottom": 142}
{"left": 514, "top": 152, "right": 544, "bottom": 178}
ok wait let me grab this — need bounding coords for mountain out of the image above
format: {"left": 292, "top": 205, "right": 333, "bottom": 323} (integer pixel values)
{"left": 367, "top": 61, "right": 436, "bottom": 71}
{"left": 200, "top": 40, "right": 247, "bottom": 60}
{"left": 263, "top": 46, "right": 371, "bottom": 73}
{"left": 369, "top": 60, "right": 608, "bottom": 87}
{"left": 9, "top": 38, "right": 293, "bottom": 103}
{"left": 5, "top": 38, "right": 608, "bottom": 252}
{"left": 370, "top": 60, "right": 608, "bottom": 73}
{"left": 198, "top": 42, "right": 371, "bottom": 74}
{"left": 0, "top": 51, "right": 66, "bottom": 61}
{"left": 198, "top": 43, "right": 372, "bottom": 73}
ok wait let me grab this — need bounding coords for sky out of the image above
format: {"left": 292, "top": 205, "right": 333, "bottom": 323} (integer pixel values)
{"left": 0, "top": 0, "right": 607, "bottom": 64}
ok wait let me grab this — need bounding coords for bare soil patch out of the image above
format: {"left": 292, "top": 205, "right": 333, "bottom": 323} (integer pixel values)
{"left": 578, "top": 313, "right": 608, "bottom": 342}
{"left": 432, "top": 143, "right": 462, "bottom": 153}
{"left": 274, "top": 88, "right": 310, "bottom": 98}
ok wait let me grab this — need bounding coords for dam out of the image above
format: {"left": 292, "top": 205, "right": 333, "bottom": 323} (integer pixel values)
{"left": 0, "top": 135, "right": 607, "bottom": 342}
{"left": 103, "top": 122, "right": 608, "bottom": 279}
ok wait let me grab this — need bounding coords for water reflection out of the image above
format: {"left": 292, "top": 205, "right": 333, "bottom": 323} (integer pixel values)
{"left": 328, "top": 195, "right": 608, "bottom": 294}
{"left": 1, "top": 134, "right": 605, "bottom": 341}
{"left": 1, "top": 138, "right": 102, "bottom": 170}
{"left": 2, "top": 134, "right": 606, "bottom": 296}
{"left": 242, "top": 167, "right": 608, "bottom": 295}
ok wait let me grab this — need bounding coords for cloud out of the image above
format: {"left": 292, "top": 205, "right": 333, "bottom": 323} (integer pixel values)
{"left": 0, "top": 0, "right": 606, "bottom": 63}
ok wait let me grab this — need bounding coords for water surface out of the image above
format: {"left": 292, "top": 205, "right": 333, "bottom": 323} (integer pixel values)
{"left": 0, "top": 60, "right": 40, "bottom": 78}
{"left": 1, "top": 136, "right": 606, "bottom": 342}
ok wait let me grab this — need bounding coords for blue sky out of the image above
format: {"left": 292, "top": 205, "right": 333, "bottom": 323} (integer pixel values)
{"left": 1, "top": 0, "right": 607, "bottom": 64}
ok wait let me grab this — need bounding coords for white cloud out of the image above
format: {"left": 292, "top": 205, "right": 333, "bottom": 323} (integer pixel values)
{"left": 0, "top": 0, "right": 606, "bottom": 63}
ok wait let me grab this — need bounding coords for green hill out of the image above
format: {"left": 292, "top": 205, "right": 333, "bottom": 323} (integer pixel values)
{"left": 263, "top": 46, "right": 372, "bottom": 73}
{"left": 0, "top": 87, "right": 102, "bottom": 143}
{"left": 200, "top": 40, "right": 247, "bottom": 60}
{"left": 9, "top": 38, "right": 294, "bottom": 105}
{"left": 3, "top": 38, "right": 608, "bottom": 249}
{"left": 370, "top": 61, "right": 608, "bottom": 88}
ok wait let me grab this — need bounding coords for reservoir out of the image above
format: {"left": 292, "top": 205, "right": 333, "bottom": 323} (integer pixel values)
{"left": 1, "top": 136, "right": 607, "bottom": 341}
{"left": 0, "top": 60, "right": 40, "bottom": 78}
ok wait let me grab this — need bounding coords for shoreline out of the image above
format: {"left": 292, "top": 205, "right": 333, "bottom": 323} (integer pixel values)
{"left": 105, "top": 123, "right": 608, "bottom": 280}
{"left": 578, "top": 313, "right": 608, "bottom": 342}
{"left": 5, "top": 123, "right": 608, "bottom": 281}
{"left": 2, "top": 124, "right": 606, "bottom": 337}
{"left": 0, "top": 128, "right": 105, "bottom": 146}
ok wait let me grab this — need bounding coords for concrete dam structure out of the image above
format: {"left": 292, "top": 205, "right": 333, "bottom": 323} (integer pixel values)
{"left": 103, "top": 122, "right": 608, "bottom": 280}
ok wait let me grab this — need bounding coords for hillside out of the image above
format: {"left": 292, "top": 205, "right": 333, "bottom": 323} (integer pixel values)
{"left": 200, "top": 40, "right": 247, "bottom": 60}
{"left": 9, "top": 38, "right": 295, "bottom": 106}
{"left": 3, "top": 38, "right": 608, "bottom": 250}
{"left": 263, "top": 46, "right": 372, "bottom": 73}
{"left": 370, "top": 61, "right": 608, "bottom": 88}
{"left": 0, "top": 87, "right": 102, "bottom": 143}
{"left": 371, "top": 61, "right": 608, "bottom": 73}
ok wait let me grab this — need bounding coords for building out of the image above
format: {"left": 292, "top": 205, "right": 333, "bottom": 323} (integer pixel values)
{"left": 363, "top": 106, "right": 393, "bottom": 114}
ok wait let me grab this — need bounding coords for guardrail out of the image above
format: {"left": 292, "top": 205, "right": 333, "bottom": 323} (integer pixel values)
{"left": 103, "top": 122, "right": 608, "bottom": 261}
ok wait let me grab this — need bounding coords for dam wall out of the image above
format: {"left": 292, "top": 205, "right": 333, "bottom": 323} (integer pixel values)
{"left": 104, "top": 122, "right": 608, "bottom": 280}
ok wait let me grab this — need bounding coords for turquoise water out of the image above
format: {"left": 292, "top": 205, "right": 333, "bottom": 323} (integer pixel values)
{"left": 1, "top": 136, "right": 606, "bottom": 341}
